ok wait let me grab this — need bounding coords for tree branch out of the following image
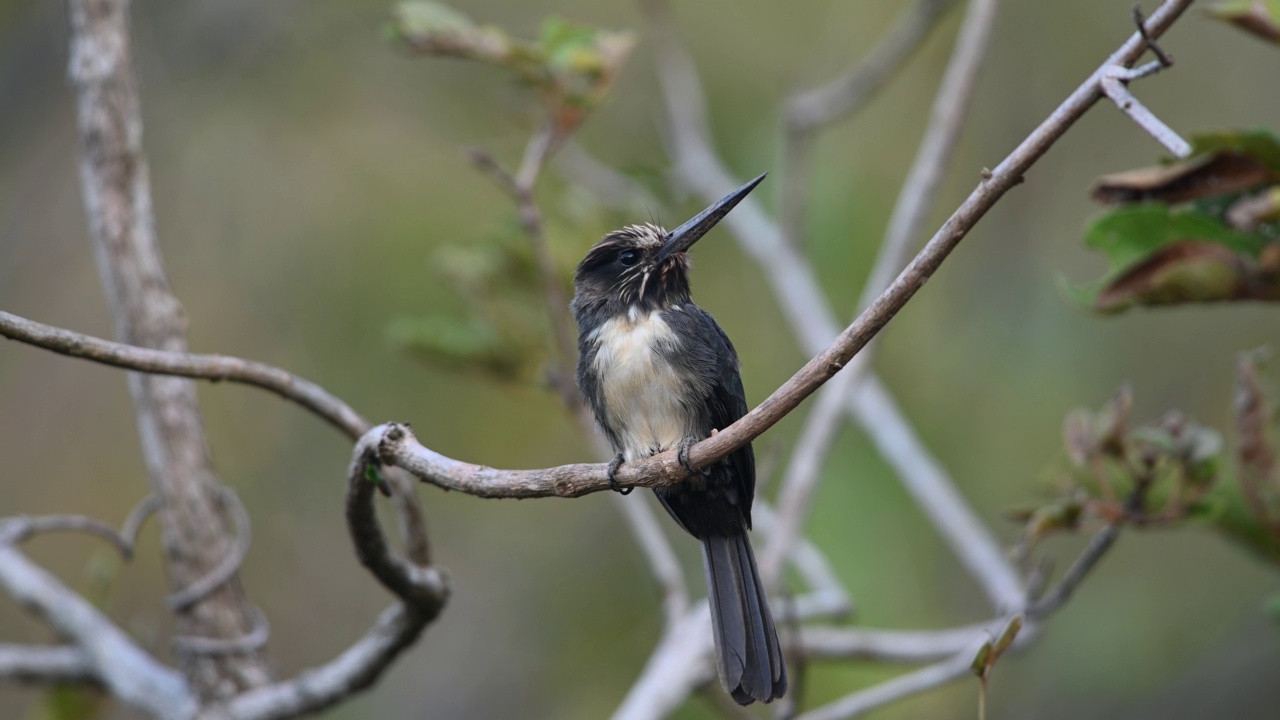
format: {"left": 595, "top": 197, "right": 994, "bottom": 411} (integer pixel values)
{"left": 794, "top": 651, "right": 977, "bottom": 720}
{"left": 781, "top": 0, "right": 960, "bottom": 244}
{"left": 0, "top": 645, "right": 98, "bottom": 687}
{"left": 0, "top": 311, "right": 369, "bottom": 441}
{"left": 762, "top": 0, "right": 1000, "bottom": 593}
{"left": 208, "top": 428, "right": 451, "bottom": 720}
{"left": 0, "top": 543, "right": 196, "bottom": 718}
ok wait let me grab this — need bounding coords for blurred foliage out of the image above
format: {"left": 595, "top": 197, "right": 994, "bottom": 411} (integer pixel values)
{"left": 1014, "top": 351, "right": 1280, "bottom": 568}
{"left": 388, "top": 2, "right": 635, "bottom": 134}
{"left": 1207, "top": 0, "right": 1280, "bottom": 44}
{"left": 1069, "top": 129, "right": 1280, "bottom": 313}
{"left": 386, "top": 223, "right": 553, "bottom": 382}
{"left": 383, "top": 3, "right": 638, "bottom": 386}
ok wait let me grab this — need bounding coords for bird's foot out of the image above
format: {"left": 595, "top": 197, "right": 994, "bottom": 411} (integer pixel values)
{"left": 607, "top": 454, "right": 632, "bottom": 495}
{"left": 677, "top": 437, "right": 706, "bottom": 476}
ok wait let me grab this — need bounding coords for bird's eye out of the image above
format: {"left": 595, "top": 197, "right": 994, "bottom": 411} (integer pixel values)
{"left": 618, "top": 249, "right": 640, "bottom": 266}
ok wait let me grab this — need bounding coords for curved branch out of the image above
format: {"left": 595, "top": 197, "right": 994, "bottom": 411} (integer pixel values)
{"left": 217, "top": 425, "right": 451, "bottom": 720}
{"left": 0, "top": 645, "right": 99, "bottom": 686}
{"left": 0, "top": 311, "right": 369, "bottom": 441}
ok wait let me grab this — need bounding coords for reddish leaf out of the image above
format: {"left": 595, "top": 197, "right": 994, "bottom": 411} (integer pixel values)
{"left": 1092, "top": 152, "right": 1272, "bottom": 205}
{"left": 1093, "top": 241, "right": 1280, "bottom": 312}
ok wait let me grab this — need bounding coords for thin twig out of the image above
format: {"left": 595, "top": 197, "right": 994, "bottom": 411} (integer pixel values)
{"left": 1099, "top": 69, "right": 1192, "bottom": 157}
{"left": 762, "top": 0, "right": 1000, "bottom": 591}
{"left": 0, "top": 311, "right": 369, "bottom": 440}
{"left": 781, "top": 0, "right": 959, "bottom": 245}
{"left": 794, "top": 620, "right": 998, "bottom": 663}
{"left": 0, "top": 644, "right": 99, "bottom": 687}
{"left": 467, "top": 134, "right": 579, "bottom": 391}
{"left": 793, "top": 651, "right": 977, "bottom": 720}
{"left": 556, "top": 140, "right": 663, "bottom": 212}
{"left": 167, "top": 487, "right": 252, "bottom": 612}
{"left": 0, "top": 496, "right": 158, "bottom": 560}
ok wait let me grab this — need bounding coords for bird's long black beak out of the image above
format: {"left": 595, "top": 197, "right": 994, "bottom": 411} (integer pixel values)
{"left": 657, "top": 173, "right": 766, "bottom": 263}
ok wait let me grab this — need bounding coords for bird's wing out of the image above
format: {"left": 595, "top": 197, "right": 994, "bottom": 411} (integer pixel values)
{"left": 666, "top": 305, "right": 757, "bottom": 522}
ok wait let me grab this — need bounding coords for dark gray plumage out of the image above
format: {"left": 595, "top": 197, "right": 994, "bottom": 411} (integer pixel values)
{"left": 571, "top": 175, "right": 786, "bottom": 705}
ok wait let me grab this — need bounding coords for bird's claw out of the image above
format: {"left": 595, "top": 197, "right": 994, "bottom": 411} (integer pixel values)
{"left": 677, "top": 438, "right": 705, "bottom": 476}
{"left": 607, "top": 454, "right": 632, "bottom": 495}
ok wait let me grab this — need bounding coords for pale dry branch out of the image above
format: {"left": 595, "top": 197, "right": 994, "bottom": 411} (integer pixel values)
{"left": 192, "top": 439, "right": 449, "bottom": 720}
{"left": 1100, "top": 68, "right": 1192, "bottom": 157}
{"left": 0, "top": 311, "right": 368, "bottom": 440}
{"left": 66, "top": 0, "right": 273, "bottom": 690}
{"left": 0, "top": 644, "right": 97, "bottom": 686}
{"left": 794, "top": 651, "right": 977, "bottom": 720}
{"left": 781, "top": 0, "right": 960, "bottom": 243}
{"left": 556, "top": 140, "right": 664, "bottom": 212}
{"left": 0, "top": 544, "right": 196, "bottom": 718}
{"left": 762, "top": 0, "right": 1000, "bottom": 591}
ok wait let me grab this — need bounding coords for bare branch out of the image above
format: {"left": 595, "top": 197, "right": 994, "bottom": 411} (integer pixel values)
{"left": 1100, "top": 68, "right": 1192, "bottom": 157}
{"left": 763, "top": 0, "right": 1000, "bottom": 592}
{"left": 0, "top": 311, "right": 368, "bottom": 440}
{"left": 466, "top": 132, "right": 579, "bottom": 393}
{"left": 853, "top": 378, "right": 1023, "bottom": 608}
{"left": 0, "top": 544, "right": 196, "bottom": 718}
{"left": 794, "top": 621, "right": 997, "bottom": 663}
{"left": 752, "top": 503, "right": 853, "bottom": 618}
{"left": 556, "top": 140, "right": 663, "bottom": 212}
{"left": 613, "top": 611, "right": 715, "bottom": 720}
{"left": 217, "top": 604, "right": 433, "bottom": 720}
{"left": 781, "top": 0, "right": 959, "bottom": 243}
{"left": 794, "top": 651, "right": 977, "bottom": 720}
{"left": 211, "top": 427, "right": 451, "bottom": 720}
{"left": 785, "top": 0, "right": 960, "bottom": 134}
{"left": 652, "top": 0, "right": 1197, "bottom": 482}
{"left": 0, "top": 645, "right": 98, "bottom": 687}
{"left": 2, "top": 515, "right": 135, "bottom": 558}
{"left": 614, "top": 494, "right": 690, "bottom": 625}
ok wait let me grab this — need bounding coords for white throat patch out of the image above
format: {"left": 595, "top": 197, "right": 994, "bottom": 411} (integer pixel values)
{"left": 590, "top": 308, "right": 690, "bottom": 460}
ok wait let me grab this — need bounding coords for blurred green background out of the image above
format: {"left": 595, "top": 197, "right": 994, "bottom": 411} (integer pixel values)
{"left": 1, "top": 0, "right": 1278, "bottom": 718}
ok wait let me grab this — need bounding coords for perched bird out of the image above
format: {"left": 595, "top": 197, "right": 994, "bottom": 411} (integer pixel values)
{"left": 572, "top": 174, "right": 786, "bottom": 705}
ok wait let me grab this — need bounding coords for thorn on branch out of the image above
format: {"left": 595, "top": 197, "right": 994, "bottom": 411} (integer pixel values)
{"left": 1133, "top": 5, "right": 1174, "bottom": 68}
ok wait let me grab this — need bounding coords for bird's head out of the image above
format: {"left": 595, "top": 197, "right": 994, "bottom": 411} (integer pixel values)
{"left": 572, "top": 173, "right": 765, "bottom": 319}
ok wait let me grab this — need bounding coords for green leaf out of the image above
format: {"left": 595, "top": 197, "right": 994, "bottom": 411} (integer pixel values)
{"left": 1085, "top": 204, "right": 1265, "bottom": 265}
{"left": 387, "top": 315, "right": 528, "bottom": 379}
{"left": 1069, "top": 204, "right": 1278, "bottom": 313}
{"left": 392, "top": 1, "right": 477, "bottom": 37}
{"left": 1190, "top": 128, "right": 1280, "bottom": 172}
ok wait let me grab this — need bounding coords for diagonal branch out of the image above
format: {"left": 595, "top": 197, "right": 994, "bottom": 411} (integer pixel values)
{"left": 0, "top": 543, "right": 196, "bottom": 718}
{"left": 781, "top": 0, "right": 960, "bottom": 245}
{"left": 762, "top": 0, "right": 1001, "bottom": 593}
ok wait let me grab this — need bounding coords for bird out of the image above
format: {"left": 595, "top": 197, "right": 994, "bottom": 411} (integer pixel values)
{"left": 571, "top": 173, "right": 786, "bottom": 705}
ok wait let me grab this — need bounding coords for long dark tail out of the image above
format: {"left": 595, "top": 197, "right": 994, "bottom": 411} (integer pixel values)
{"left": 702, "top": 532, "right": 787, "bottom": 705}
